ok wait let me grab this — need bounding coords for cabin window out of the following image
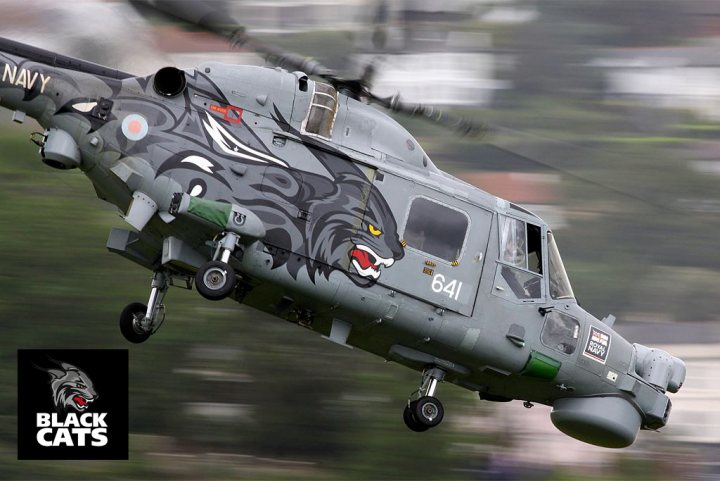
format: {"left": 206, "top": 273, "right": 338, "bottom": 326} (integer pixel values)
{"left": 541, "top": 311, "right": 580, "bottom": 355}
{"left": 404, "top": 197, "right": 469, "bottom": 262}
{"left": 302, "top": 82, "right": 338, "bottom": 140}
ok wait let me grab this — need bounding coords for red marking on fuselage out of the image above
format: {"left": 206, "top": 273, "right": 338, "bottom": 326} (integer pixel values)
{"left": 224, "top": 105, "right": 243, "bottom": 124}
{"left": 210, "top": 104, "right": 243, "bottom": 124}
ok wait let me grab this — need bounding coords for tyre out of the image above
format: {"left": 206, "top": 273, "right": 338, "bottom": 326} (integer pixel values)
{"left": 119, "top": 302, "right": 151, "bottom": 344}
{"left": 403, "top": 401, "right": 430, "bottom": 432}
{"left": 195, "top": 260, "right": 237, "bottom": 301}
{"left": 413, "top": 396, "right": 444, "bottom": 427}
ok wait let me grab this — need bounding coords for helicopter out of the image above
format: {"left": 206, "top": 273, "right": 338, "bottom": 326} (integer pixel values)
{"left": 0, "top": 1, "right": 686, "bottom": 448}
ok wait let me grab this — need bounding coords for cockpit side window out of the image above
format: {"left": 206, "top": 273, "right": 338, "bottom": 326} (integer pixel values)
{"left": 500, "top": 216, "right": 543, "bottom": 274}
{"left": 302, "top": 82, "right": 338, "bottom": 140}
{"left": 495, "top": 216, "right": 544, "bottom": 300}
{"left": 500, "top": 217, "right": 526, "bottom": 267}
{"left": 527, "top": 224, "right": 542, "bottom": 274}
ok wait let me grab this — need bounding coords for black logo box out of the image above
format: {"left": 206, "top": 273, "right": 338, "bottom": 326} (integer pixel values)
{"left": 583, "top": 327, "right": 611, "bottom": 364}
{"left": 17, "top": 349, "right": 128, "bottom": 460}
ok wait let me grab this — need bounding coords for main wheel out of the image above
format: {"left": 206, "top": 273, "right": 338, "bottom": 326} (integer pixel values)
{"left": 119, "top": 302, "right": 151, "bottom": 344}
{"left": 403, "top": 401, "right": 430, "bottom": 432}
{"left": 413, "top": 396, "right": 444, "bottom": 427}
{"left": 195, "top": 261, "right": 237, "bottom": 301}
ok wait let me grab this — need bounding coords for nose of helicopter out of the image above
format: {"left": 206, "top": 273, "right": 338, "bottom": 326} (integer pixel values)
{"left": 550, "top": 336, "right": 686, "bottom": 448}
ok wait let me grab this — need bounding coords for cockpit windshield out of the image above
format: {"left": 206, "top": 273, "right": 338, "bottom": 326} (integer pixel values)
{"left": 547, "top": 232, "right": 574, "bottom": 300}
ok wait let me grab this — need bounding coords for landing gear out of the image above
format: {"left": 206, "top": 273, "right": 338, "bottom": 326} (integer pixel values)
{"left": 403, "top": 401, "right": 429, "bottom": 432}
{"left": 119, "top": 270, "right": 170, "bottom": 344}
{"left": 414, "top": 396, "right": 444, "bottom": 427}
{"left": 195, "top": 260, "right": 236, "bottom": 300}
{"left": 403, "top": 367, "right": 446, "bottom": 432}
{"left": 195, "top": 232, "right": 239, "bottom": 301}
{"left": 119, "top": 302, "right": 151, "bottom": 344}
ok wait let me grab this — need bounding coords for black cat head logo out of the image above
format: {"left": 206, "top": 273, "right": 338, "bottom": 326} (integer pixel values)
{"left": 41, "top": 361, "right": 98, "bottom": 413}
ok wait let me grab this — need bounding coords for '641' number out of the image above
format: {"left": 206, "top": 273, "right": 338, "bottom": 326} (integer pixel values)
{"left": 431, "top": 274, "right": 463, "bottom": 301}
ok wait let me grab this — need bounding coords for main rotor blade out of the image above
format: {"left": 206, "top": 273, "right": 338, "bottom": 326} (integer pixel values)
{"left": 129, "top": 0, "right": 336, "bottom": 78}
{"left": 359, "top": 61, "right": 377, "bottom": 91}
{"left": 130, "top": 0, "right": 485, "bottom": 139}
{"left": 371, "top": 93, "right": 488, "bottom": 138}
{"left": 233, "top": 36, "right": 336, "bottom": 78}
{"left": 129, "top": 0, "right": 233, "bottom": 33}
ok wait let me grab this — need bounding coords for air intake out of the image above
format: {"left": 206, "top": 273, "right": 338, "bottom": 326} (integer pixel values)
{"left": 153, "top": 66, "right": 186, "bottom": 97}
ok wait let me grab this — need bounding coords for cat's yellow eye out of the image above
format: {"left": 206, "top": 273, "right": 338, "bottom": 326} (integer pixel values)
{"left": 368, "top": 224, "right": 382, "bottom": 236}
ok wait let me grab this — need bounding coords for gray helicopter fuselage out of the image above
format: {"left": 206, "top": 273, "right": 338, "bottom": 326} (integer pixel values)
{"left": 0, "top": 39, "right": 685, "bottom": 448}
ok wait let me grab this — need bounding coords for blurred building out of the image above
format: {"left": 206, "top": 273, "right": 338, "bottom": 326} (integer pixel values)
{"left": 350, "top": 0, "right": 523, "bottom": 106}
{"left": 591, "top": 44, "right": 720, "bottom": 120}
{"left": 233, "top": 0, "right": 367, "bottom": 34}
{"left": 459, "top": 171, "right": 567, "bottom": 228}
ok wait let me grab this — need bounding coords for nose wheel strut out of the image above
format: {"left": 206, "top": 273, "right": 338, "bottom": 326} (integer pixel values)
{"left": 119, "top": 270, "right": 171, "bottom": 343}
{"left": 403, "top": 367, "right": 446, "bottom": 432}
{"left": 195, "top": 232, "right": 239, "bottom": 301}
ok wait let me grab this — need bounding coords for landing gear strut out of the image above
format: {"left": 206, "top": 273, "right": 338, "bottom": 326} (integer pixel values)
{"left": 119, "top": 270, "right": 170, "bottom": 343}
{"left": 195, "top": 232, "right": 239, "bottom": 301}
{"left": 403, "top": 367, "right": 446, "bottom": 432}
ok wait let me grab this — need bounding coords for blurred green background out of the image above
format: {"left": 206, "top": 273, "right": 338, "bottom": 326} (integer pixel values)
{"left": 2, "top": 1, "right": 720, "bottom": 480}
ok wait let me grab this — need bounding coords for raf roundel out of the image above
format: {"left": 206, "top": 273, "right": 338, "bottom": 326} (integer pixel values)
{"left": 121, "top": 114, "right": 149, "bottom": 141}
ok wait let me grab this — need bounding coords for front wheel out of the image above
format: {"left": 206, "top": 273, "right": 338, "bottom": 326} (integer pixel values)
{"left": 195, "top": 261, "right": 236, "bottom": 301}
{"left": 119, "top": 302, "right": 151, "bottom": 344}
{"left": 403, "top": 401, "right": 430, "bottom": 432}
{"left": 413, "top": 396, "right": 444, "bottom": 427}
